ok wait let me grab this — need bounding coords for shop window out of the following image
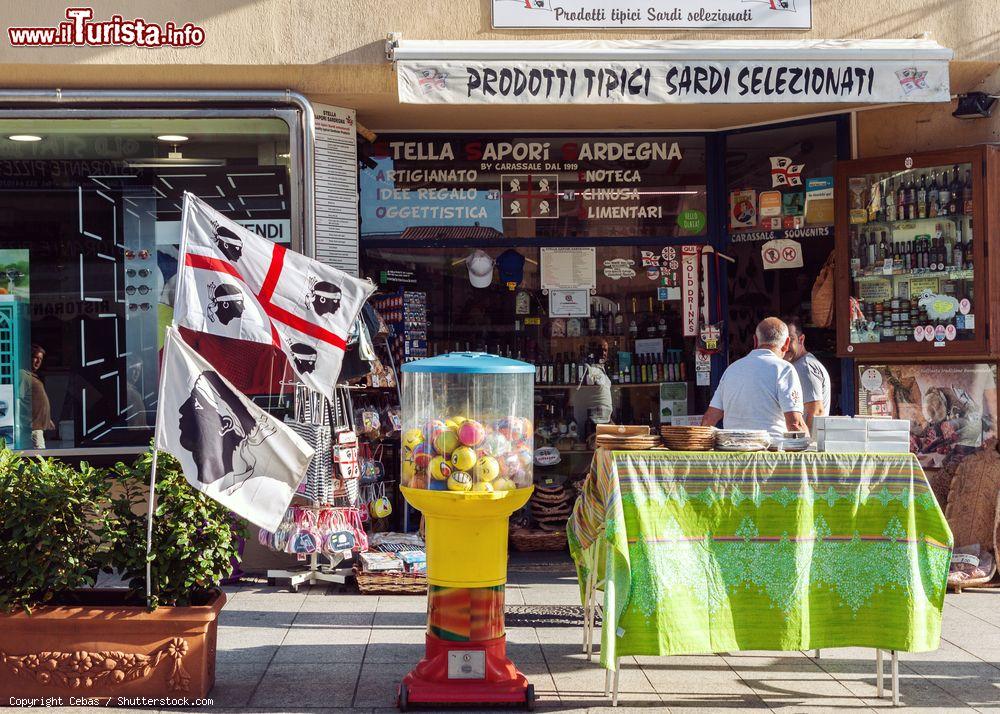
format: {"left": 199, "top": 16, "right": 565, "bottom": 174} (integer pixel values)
{"left": 360, "top": 134, "right": 707, "bottom": 241}
{"left": 362, "top": 244, "right": 708, "bottom": 463}
{"left": 0, "top": 116, "right": 294, "bottom": 450}
{"left": 723, "top": 119, "right": 841, "bottom": 410}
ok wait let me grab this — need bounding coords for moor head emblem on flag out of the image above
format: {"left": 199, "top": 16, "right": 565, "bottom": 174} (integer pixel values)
{"left": 207, "top": 282, "right": 245, "bottom": 325}
{"left": 178, "top": 369, "right": 278, "bottom": 494}
{"left": 305, "top": 277, "right": 342, "bottom": 318}
{"left": 289, "top": 341, "right": 319, "bottom": 373}
{"left": 212, "top": 221, "right": 244, "bottom": 262}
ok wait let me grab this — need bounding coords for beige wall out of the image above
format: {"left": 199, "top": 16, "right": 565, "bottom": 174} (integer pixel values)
{"left": 2, "top": 0, "right": 999, "bottom": 65}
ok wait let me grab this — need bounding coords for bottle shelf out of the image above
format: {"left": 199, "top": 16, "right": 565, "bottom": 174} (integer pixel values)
{"left": 851, "top": 267, "right": 974, "bottom": 281}
{"left": 854, "top": 213, "right": 971, "bottom": 229}
{"left": 535, "top": 381, "right": 680, "bottom": 390}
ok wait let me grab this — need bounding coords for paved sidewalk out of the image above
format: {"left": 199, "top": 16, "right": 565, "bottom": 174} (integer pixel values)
{"left": 201, "top": 554, "right": 1000, "bottom": 714}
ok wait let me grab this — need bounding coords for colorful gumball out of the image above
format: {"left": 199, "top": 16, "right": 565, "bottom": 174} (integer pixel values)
{"left": 401, "top": 458, "right": 416, "bottom": 484}
{"left": 412, "top": 443, "right": 433, "bottom": 469}
{"left": 516, "top": 446, "right": 534, "bottom": 469}
{"left": 478, "top": 432, "right": 511, "bottom": 458}
{"left": 471, "top": 480, "right": 494, "bottom": 493}
{"left": 429, "top": 455, "right": 453, "bottom": 481}
{"left": 446, "top": 471, "right": 474, "bottom": 492}
{"left": 473, "top": 455, "right": 500, "bottom": 483}
{"left": 452, "top": 415, "right": 468, "bottom": 426}
{"left": 434, "top": 429, "right": 460, "bottom": 456}
{"left": 429, "top": 477, "right": 448, "bottom": 491}
{"left": 458, "top": 419, "right": 486, "bottom": 447}
{"left": 451, "top": 445, "right": 477, "bottom": 472}
{"left": 423, "top": 419, "right": 447, "bottom": 445}
{"left": 493, "top": 477, "right": 516, "bottom": 491}
{"left": 402, "top": 428, "right": 424, "bottom": 452}
{"left": 499, "top": 452, "right": 520, "bottom": 477}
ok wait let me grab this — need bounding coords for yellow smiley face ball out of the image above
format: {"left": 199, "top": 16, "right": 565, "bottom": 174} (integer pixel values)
{"left": 402, "top": 428, "right": 424, "bottom": 452}
{"left": 471, "top": 480, "right": 494, "bottom": 493}
{"left": 429, "top": 456, "right": 453, "bottom": 481}
{"left": 450, "top": 445, "right": 477, "bottom": 472}
{"left": 447, "top": 471, "right": 474, "bottom": 491}
{"left": 473, "top": 455, "right": 500, "bottom": 482}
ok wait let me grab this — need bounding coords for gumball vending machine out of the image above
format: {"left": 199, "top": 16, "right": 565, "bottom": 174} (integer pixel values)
{"left": 398, "top": 353, "right": 535, "bottom": 710}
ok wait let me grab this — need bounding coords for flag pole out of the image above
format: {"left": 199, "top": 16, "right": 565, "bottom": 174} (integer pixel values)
{"left": 144, "top": 447, "right": 159, "bottom": 607}
{"left": 144, "top": 192, "right": 195, "bottom": 608}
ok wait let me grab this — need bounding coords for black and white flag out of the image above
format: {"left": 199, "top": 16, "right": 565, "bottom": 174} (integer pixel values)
{"left": 155, "top": 327, "right": 313, "bottom": 531}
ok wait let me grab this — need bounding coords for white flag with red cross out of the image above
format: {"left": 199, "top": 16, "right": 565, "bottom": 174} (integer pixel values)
{"left": 173, "top": 193, "right": 375, "bottom": 403}
{"left": 769, "top": 156, "right": 805, "bottom": 188}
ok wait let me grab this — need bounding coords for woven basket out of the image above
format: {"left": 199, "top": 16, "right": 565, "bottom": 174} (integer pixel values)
{"left": 353, "top": 566, "right": 427, "bottom": 594}
{"left": 510, "top": 528, "right": 568, "bottom": 552}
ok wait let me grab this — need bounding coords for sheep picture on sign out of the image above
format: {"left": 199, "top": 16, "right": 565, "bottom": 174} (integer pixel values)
{"left": 917, "top": 288, "right": 960, "bottom": 321}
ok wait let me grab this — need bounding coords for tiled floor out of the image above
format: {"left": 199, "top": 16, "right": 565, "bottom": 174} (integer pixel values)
{"left": 32, "top": 556, "right": 1000, "bottom": 712}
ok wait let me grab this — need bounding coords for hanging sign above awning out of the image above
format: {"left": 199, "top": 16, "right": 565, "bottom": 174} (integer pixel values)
{"left": 492, "top": 0, "right": 812, "bottom": 30}
{"left": 391, "top": 39, "right": 953, "bottom": 105}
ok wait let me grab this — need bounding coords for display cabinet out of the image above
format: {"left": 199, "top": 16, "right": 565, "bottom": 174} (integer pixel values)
{"left": 835, "top": 145, "right": 1000, "bottom": 359}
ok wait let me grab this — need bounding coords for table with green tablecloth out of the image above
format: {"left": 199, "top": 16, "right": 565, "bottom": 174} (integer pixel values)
{"left": 568, "top": 449, "right": 953, "bottom": 670}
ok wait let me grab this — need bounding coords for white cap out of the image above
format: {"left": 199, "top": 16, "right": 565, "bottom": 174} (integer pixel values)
{"left": 466, "top": 249, "right": 494, "bottom": 288}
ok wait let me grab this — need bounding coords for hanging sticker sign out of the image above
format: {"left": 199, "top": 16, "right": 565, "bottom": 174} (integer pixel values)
{"left": 603, "top": 257, "right": 636, "bottom": 280}
{"left": 770, "top": 156, "right": 805, "bottom": 187}
{"left": 681, "top": 245, "right": 700, "bottom": 336}
{"left": 761, "top": 238, "right": 804, "bottom": 270}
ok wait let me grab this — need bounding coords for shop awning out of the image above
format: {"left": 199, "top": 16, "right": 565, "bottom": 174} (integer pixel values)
{"left": 389, "top": 38, "right": 953, "bottom": 106}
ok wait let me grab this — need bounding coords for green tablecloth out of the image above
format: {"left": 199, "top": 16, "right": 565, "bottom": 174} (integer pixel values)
{"left": 568, "top": 450, "right": 953, "bottom": 668}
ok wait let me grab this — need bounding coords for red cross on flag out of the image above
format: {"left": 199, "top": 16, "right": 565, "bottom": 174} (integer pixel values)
{"left": 770, "top": 156, "right": 805, "bottom": 188}
{"left": 173, "top": 193, "right": 375, "bottom": 403}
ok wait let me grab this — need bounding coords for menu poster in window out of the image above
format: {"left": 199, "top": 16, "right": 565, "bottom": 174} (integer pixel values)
{"left": 857, "top": 363, "right": 998, "bottom": 469}
{"left": 540, "top": 247, "right": 596, "bottom": 290}
{"left": 359, "top": 134, "right": 706, "bottom": 240}
{"left": 313, "top": 103, "right": 360, "bottom": 274}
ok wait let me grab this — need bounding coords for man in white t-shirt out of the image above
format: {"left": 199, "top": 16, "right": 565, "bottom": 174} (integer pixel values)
{"left": 784, "top": 316, "right": 832, "bottom": 432}
{"left": 701, "top": 317, "right": 808, "bottom": 439}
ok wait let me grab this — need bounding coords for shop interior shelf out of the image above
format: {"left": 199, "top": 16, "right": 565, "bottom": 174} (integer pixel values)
{"left": 851, "top": 268, "right": 974, "bottom": 281}
{"left": 857, "top": 213, "right": 971, "bottom": 228}
{"left": 535, "top": 382, "right": 669, "bottom": 390}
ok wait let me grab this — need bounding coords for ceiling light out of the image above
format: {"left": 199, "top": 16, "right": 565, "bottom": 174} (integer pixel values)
{"left": 156, "top": 134, "right": 189, "bottom": 142}
{"left": 8, "top": 134, "right": 42, "bottom": 142}
{"left": 953, "top": 92, "right": 997, "bottom": 120}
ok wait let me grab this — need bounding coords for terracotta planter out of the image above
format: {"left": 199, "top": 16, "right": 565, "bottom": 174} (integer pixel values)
{"left": 0, "top": 589, "right": 225, "bottom": 702}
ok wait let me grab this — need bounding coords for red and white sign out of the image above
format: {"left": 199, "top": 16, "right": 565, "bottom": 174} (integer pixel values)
{"left": 761, "top": 238, "right": 804, "bottom": 270}
{"left": 770, "top": 156, "right": 805, "bottom": 187}
{"left": 681, "top": 245, "right": 700, "bottom": 337}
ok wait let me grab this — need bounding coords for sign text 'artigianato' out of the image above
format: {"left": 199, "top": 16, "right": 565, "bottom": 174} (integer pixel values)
{"left": 398, "top": 59, "right": 951, "bottom": 105}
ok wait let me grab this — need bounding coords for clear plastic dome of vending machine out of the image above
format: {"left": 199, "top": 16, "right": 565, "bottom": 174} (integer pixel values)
{"left": 400, "top": 352, "right": 535, "bottom": 493}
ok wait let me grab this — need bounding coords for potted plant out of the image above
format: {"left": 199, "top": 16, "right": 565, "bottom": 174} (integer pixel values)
{"left": 0, "top": 449, "right": 242, "bottom": 700}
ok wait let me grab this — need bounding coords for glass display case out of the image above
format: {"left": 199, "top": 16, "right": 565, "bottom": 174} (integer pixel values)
{"left": 836, "top": 146, "right": 1000, "bottom": 359}
{"left": 400, "top": 352, "right": 534, "bottom": 493}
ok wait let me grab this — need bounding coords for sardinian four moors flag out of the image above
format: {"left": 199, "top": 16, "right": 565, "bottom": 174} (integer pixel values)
{"left": 173, "top": 193, "right": 376, "bottom": 403}
{"left": 155, "top": 327, "right": 314, "bottom": 531}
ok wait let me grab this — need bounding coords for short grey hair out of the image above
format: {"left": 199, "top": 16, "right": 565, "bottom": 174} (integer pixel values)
{"left": 755, "top": 318, "right": 789, "bottom": 347}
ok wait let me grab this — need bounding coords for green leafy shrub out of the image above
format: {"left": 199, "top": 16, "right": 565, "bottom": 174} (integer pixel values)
{"left": 108, "top": 450, "right": 244, "bottom": 608}
{"left": 0, "top": 449, "right": 117, "bottom": 613}
{"left": 0, "top": 448, "right": 244, "bottom": 612}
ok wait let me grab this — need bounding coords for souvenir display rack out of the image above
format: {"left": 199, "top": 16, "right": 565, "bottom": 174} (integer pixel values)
{"left": 265, "top": 384, "right": 358, "bottom": 592}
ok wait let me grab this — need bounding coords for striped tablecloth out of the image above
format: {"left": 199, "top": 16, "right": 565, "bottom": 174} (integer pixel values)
{"left": 568, "top": 449, "right": 953, "bottom": 669}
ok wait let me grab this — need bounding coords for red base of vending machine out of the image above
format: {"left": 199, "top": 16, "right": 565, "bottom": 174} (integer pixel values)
{"left": 397, "top": 633, "right": 533, "bottom": 710}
